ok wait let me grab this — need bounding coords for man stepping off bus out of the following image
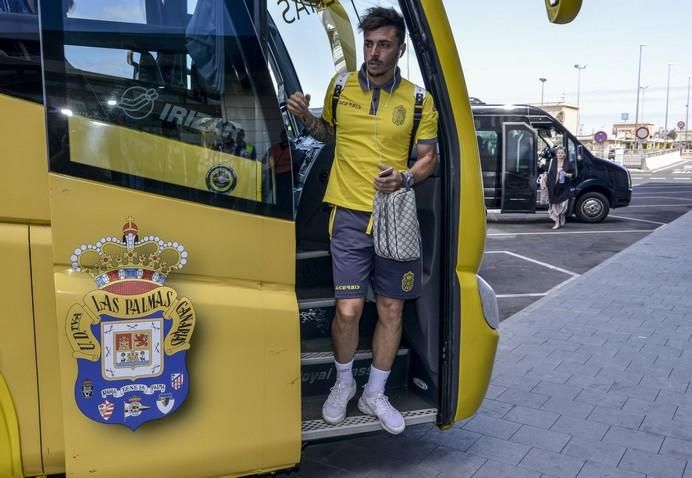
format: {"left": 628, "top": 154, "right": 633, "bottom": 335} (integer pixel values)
{"left": 287, "top": 7, "right": 438, "bottom": 435}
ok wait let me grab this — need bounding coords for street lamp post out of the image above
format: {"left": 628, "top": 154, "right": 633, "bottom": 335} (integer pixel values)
{"left": 634, "top": 44, "right": 646, "bottom": 149}
{"left": 665, "top": 63, "right": 673, "bottom": 132}
{"left": 686, "top": 76, "right": 690, "bottom": 151}
{"left": 574, "top": 64, "right": 586, "bottom": 136}
{"left": 640, "top": 85, "right": 648, "bottom": 124}
{"left": 539, "top": 77, "right": 547, "bottom": 105}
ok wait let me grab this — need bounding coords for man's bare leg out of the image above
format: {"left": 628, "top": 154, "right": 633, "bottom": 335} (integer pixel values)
{"left": 371, "top": 296, "right": 404, "bottom": 370}
{"left": 358, "top": 295, "right": 406, "bottom": 435}
{"left": 332, "top": 297, "right": 365, "bottom": 362}
{"left": 322, "top": 297, "right": 365, "bottom": 425}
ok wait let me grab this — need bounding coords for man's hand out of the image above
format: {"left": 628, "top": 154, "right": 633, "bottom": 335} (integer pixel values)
{"left": 287, "top": 92, "right": 312, "bottom": 120}
{"left": 374, "top": 163, "right": 402, "bottom": 193}
{"left": 287, "top": 91, "right": 336, "bottom": 144}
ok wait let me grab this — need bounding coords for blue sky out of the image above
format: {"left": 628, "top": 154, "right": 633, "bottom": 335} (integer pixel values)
{"left": 443, "top": 0, "right": 692, "bottom": 135}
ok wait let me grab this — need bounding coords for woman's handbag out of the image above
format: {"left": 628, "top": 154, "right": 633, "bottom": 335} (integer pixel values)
{"left": 372, "top": 185, "right": 421, "bottom": 262}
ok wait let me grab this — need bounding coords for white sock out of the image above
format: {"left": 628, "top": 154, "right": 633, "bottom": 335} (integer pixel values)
{"left": 335, "top": 359, "right": 354, "bottom": 385}
{"left": 365, "top": 365, "right": 390, "bottom": 396}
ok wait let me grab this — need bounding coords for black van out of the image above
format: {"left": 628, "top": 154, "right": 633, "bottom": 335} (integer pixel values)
{"left": 473, "top": 104, "right": 632, "bottom": 222}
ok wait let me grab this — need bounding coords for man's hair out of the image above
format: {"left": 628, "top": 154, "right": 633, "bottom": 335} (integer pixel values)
{"left": 359, "top": 7, "right": 406, "bottom": 46}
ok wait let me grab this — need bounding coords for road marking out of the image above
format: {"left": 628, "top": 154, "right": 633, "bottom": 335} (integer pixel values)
{"left": 488, "top": 229, "right": 654, "bottom": 236}
{"left": 633, "top": 183, "right": 692, "bottom": 187}
{"left": 648, "top": 159, "right": 692, "bottom": 173}
{"left": 485, "top": 250, "right": 579, "bottom": 277}
{"left": 497, "top": 293, "right": 547, "bottom": 298}
{"left": 633, "top": 188, "right": 692, "bottom": 192}
{"left": 631, "top": 196, "right": 692, "bottom": 201}
{"left": 674, "top": 178, "right": 692, "bottom": 180}
{"left": 650, "top": 177, "right": 666, "bottom": 180}
{"left": 608, "top": 215, "right": 666, "bottom": 225}
{"left": 625, "top": 203, "right": 692, "bottom": 207}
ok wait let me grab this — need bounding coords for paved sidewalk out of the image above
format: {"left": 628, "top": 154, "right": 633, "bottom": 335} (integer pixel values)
{"left": 295, "top": 211, "right": 692, "bottom": 477}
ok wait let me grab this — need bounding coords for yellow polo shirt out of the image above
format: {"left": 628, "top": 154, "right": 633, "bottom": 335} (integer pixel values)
{"left": 321, "top": 71, "right": 438, "bottom": 212}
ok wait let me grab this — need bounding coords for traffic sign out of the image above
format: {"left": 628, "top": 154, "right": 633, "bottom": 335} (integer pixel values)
{"left": 635, "top": 126, "right": 649, "bottom": 140}
{"left": 593, "top": 131, "right": 608, "bottom": 144}
{"left": 678, "top": 121, "right": 686, "bottom": 129}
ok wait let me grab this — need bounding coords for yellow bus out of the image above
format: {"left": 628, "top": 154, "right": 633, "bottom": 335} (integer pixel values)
{"left": 0, "top": 1, "right": 580, "bottom": 476}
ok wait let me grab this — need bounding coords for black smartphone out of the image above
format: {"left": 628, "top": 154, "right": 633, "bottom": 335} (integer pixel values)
{"left": 379, "top": 167, "right": 394, "bottom": 177}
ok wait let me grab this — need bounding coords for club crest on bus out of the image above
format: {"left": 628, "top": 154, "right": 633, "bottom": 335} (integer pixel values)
{"left": 65, "top": 217, "right": 196, "bottom": 431}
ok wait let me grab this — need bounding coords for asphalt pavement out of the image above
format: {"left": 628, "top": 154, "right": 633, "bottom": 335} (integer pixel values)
{"left": 482, "top": 158, "right": 692, "bottom": 321}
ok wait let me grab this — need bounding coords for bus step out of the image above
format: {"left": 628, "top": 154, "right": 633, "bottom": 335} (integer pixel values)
{"left": 300, "top": 345, "right": 409, "bottom": 397}
{"left": 301, "top": 388, "right": 437, "bottom": 441}
{"left": 296, "top": 249, "right": 332, "bottom": 301}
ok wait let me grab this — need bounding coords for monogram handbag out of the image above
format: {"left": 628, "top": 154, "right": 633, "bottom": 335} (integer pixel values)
{"left": 372, "top": 185, "right": 421, "bottom": 262}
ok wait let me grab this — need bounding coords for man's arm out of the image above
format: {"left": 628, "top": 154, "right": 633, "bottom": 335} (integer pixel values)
{"left": 409, "top": 142, "right": 437, "bottom": 183}
{"left": 301, "top": 113, "right": 336, "bottom": 144}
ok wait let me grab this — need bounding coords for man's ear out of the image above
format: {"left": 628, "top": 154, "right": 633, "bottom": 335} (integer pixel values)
{"left": 399, "top": 42, "right": 406, "bottom": 58}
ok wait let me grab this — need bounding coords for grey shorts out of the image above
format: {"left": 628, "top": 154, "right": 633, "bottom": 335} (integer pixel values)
{"left": 330, "top": 207, "right": 422, "bottom": 300}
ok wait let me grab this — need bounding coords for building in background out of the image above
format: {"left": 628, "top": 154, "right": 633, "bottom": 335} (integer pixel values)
{"left": 529, "top": 102, "right": 578, "bottom": 135}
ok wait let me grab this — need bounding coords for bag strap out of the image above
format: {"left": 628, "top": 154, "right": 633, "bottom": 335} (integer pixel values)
{"left": 330, "top": 72, "right": 351, "bottom": 126}
{"left": 408, "top": 85, "right": 426, "bottom": 156}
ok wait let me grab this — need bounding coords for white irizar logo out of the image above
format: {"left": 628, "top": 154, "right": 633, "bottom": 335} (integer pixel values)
{"left": 117, "top": 86, "right": 159, "bottom": 120}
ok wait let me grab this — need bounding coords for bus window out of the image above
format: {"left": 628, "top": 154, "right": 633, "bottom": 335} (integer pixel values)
{"left": 66, "top": 1, "right": 147, "bottom": 23}
{"left": 0, "top": 7, "right": 41, "bottom": 102}
{"left": 41, "top": 0, "right": 292, "bottom": 218}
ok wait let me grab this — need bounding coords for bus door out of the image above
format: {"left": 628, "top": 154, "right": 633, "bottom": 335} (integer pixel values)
{"left": 501, "top": 122, "right": 537, "bottom": 213}
{"left": 39, "top": 1, "right": 300, "bottom": 476}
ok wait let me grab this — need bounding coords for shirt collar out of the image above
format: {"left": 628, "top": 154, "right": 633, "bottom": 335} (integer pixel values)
{"left": 358, "top": 63, "right": 402, "bottom": 92}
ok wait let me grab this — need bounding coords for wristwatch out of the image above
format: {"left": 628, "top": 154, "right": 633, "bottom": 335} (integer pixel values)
{"left": 400, "top": 170, "right": 414, "bottom": 189}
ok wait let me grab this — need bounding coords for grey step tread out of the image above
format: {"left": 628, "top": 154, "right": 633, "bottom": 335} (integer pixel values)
{"left": 297, "top": 250, "right": 330, "bottom": 260}
{"left": 301, "top": 389, "right": 436, "bottom": 441}
{"left": 301, "top": 347, "right": 409, "bottom": 365}
{"left": 302, "top": 409, "right": 437, "bottom": 441}
{"left": 299, "top": 297, "right": 335, "bottom": 310}
{"left": 300, "top": 337, "right": 409, "bottom": 364}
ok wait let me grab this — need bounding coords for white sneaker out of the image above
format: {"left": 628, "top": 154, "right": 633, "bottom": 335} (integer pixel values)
{"left": 322, "top": 380, "right": 356, "bottom": 425}
{"left": 357, "top": 390, "right": 406, "bottom": 435}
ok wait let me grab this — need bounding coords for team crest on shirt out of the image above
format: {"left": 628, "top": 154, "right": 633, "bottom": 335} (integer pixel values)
{"left": 392, "top": 105, "right": 407, "bottom": 126}
{"left": 401, "top": 271, "right": 415, "bottom": 292}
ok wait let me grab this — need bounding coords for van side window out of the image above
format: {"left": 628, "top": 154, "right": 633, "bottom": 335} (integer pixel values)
{"left": 567, "top": 137, "right": 579, "bottom": 175}
{"left": 506, "top": 129, "right": 533, "bottom": 174}
{"left": 41, "top": 0, "right": 292, "bottom": 219}
{"left": 0, "top": 8, "right": 42, "bottom": 102}
{"left": 477, "top": 130, "right": 499, "bottom": 171}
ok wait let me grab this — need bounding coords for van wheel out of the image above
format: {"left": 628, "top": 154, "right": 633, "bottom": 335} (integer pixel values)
{"left": 575, "top": 192, "right": 609, "bottom": 223}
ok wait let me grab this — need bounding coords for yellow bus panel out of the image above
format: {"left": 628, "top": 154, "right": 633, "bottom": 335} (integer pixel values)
{"left": 0, "top": 224, "right": 42, "bottom": 476}
{"left": 0, "top": 95, "right": 49, "bottom": 224}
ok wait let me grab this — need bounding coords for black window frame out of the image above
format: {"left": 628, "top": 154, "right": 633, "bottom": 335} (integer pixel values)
{"left": 0, "top": 11, "right": 43, "bottom": 103}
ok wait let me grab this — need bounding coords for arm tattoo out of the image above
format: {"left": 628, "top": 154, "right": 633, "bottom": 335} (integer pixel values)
{"left": 302, "top": 114, "right": 336, "bottom": 144}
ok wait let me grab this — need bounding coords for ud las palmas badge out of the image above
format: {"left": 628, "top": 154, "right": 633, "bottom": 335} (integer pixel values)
{"left": 66, "top": 218, "right": 196, "bottom": 431}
